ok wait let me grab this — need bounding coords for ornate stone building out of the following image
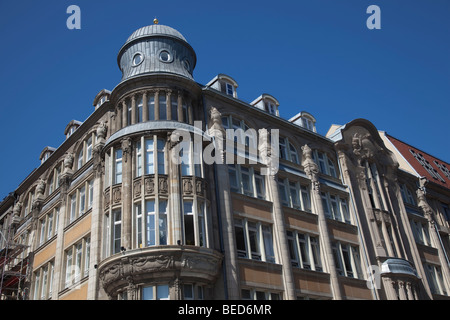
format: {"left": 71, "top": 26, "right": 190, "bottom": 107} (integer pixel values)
{"left": 1, "top": 21, "right": 449, "bottom": 300}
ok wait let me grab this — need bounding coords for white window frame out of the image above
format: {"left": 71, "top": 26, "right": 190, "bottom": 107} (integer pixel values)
{"left": 287, "top": 230, "right": 322, "bottom": 271}
{"left": 278, "top": 178, "right": 311, "bottom": 212}
{"left": 228, "top": 165, "right": 266, "bottom": 200}
{"left": 234, "top": 218, "right": 275, "bottom": 263}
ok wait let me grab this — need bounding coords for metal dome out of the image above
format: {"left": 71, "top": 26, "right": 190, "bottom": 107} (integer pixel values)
{"left": 125, "top": 24, "right": 188, "bottom": 46}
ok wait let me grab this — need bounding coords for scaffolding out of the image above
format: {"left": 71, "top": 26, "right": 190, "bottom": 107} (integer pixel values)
{"left": 0, "top": 224, "right": 30, "bottom": 300}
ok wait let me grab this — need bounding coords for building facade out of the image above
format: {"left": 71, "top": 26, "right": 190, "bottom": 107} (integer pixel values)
{"left": 1, "top": 22, "right": 449, "bottom": 300}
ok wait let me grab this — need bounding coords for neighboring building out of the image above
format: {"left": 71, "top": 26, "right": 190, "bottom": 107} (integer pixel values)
{"left": 1, "top": 21, "right": 449, "bottom": 300}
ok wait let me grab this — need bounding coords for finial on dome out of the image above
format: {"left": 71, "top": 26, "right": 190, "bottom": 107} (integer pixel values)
{"left": 153, "top": 18, "right": 159, "bottom": 25}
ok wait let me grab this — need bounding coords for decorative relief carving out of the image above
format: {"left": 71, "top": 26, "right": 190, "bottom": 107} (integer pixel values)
{"left": 159, "top": 176, "right": 168, "bottom": 194}
{"left": 112, "top": 186, "right": 121, "bottom": 203}
{"left": 104, "top": 189, "right": 110, "bottom": 209}
{"left": 98, "top": 247, "right": 223, "bottom": 296}
{"left": 133, "top": 180, "right": 141, "bottom": 199}
{"left": 183, "top": 177, "right": 193, "bottom": 195}
{"left": 196, "top": 179, "right": 206, "bottom": 195}
{"left": 144, "top": 177, "right": 155, "bottom": 195}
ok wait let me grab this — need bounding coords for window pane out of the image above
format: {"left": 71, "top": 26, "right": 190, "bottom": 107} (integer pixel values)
{"left": 159, "top": 95, "right": 167, "bottom": 120}
{"left": 146, "top": 201, "right": 155, "bottom": 246}
{"left": 142, "top": 286, "right": 154, "bottom": 300}
{"left": 235, "top": 220, "right": 247, "bottom": 258}
{"left": 159, "top": 201, "right": 167, "bottom": 245}
{"left": 157, "top": 285, "right": 169, "bottom": 300}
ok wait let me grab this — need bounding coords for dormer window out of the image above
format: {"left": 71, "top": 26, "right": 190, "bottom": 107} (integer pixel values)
{"left": 225, "top": 83, "right": 234, "bottom": 96}
{"left": 64, "top": 120, "right": 83, "bottom": 139}
{"left": 289, "top": 112, "right": 317, "bottom": 133}
{"left": 39, "top": 146, "right": 56, "bottom": 164}
{"left": 250, "top": 94, "right": 279, "bottom": 117}
{"left": 206, "top": 74, "right": 238, "bottom": 98}
{"left": 93, "top": 89, "right": 111, "bottom": 109}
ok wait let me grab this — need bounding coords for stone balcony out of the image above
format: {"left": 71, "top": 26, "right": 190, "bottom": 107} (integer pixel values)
{"left": 97, "top": 245, "right": 223, "bottom": 298}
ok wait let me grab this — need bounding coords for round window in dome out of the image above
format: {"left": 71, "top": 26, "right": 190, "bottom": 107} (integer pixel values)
{"left": 132, "top": 52, "right": 144, "bottom": 66}
{"left": 159, "top": 50, "right": 172, "bottom": 63}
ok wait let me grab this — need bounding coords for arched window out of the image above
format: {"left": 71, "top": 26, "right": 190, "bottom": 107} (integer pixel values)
{"left": 279, "top": 137, "right": 300, "bottom": 164}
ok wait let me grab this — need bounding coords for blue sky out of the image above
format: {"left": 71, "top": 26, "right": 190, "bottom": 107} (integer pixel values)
{"left": 0, "top": 0, "right": 449, "bottom": 199}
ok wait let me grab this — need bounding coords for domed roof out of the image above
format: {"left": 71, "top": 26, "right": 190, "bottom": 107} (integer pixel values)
{"left": 125, "top": 24, "right": 188, "bottom": 46}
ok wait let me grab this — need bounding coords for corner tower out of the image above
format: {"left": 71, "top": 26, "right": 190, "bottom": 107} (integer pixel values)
{"left": 117, "top": 19, "right": 196, "bottom": 82}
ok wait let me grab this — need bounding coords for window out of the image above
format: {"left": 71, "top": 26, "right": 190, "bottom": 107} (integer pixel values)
{"left": 38, "top": 207, "right": 58, "bottom": 246}
{"left": 114, "top": 149, "right": 123, "bottom": 184}
{"left": 68, "top": 180, "right": 93, "bottom": 224}
{"left": 182, "top": 200, "right": 208, "bottom": 247}
{"left": 321, "top": 191, "right": 351, "bottom": 223}
{"left": 225, "top": 82, "right": 234, "bottom": 96}
{"left": 265, "top": 101, "right": 277, "bottom": 115}
{"left": 183, "top": 284, "right": 205, "bottom": 300}
{"left": 170, "top": 95, "right": 178, "bottom": 121}
{"left": 241, "top": 289, "right": 281, "bottom": 300}
{"left": 363, "top": 161, "right": 385, "bottom": 210}
{"left": 434, "top": 160, "right": 450, "bottom": 179}
{"left": 441, "top": 203, "right": 450, "bottom": 222}
{"left": 141, "top": 199, "right": 168, "bottom": 247}
{"left": 286, "top": 230, "right": 322, "bottom": 271}
{"left": 278, "top": 178, "right": 311, "bottom": 212}
{"left": 180, "top": 140, "right": 203, "bottom": 177}
{"left": 425, "top": 264, "right": 448, "bottom": 296}
{"left": 279, "top": 137, "right": 300, "bottom": 164}
{"left": 410, "top": 150, "right": 445, "bottom": 183}
{"left": 147, "top": 94, "right": 155, "bottom": 121}
{"left": 142, "top": 284, "right": 170, "bottom": 300}
{"left": 400, "top": 184, "right": 416, "bottom": 206}
{"left": 228, "top": 165, "right": 266, "bottom": 199}
{"left": 64, "top": 237, "right": 90, "bottom": 288}
{"left": 159, "top": 50, "right": 171, "bottom": 63}
{"left": 410, "top": 220, "right": 432, "bottom": 246}
{"left": 132, "top": 52, "right": 144, "bottom": 66}
{"left": 77, "top": 133, "right": 96, "bottom": 170}
{"left": 159, "top": 94, "right": 167, "bottom": 120}
{"left": 222, "top": 115, "right": 257, "bottom": 155}
{"left": 234, "top": 218, "right": 275, "bottom": 263}
{"left": 137, "top": 96, "right": 143, "bottom": 123}
{"left": 112, "top": 209, "right": 122, "bottom": 255}
{"left": 135, "top": 199, "right": 168, "bottom": 248}
{"left": 47, "top": 163, "right": 63, "bottom": 195}
{"left": 332, "top": 242, "right": 363, "bottom": 279}
{"left": 136, "top": 136, "right": 166, "bottom": 177}
{"left": 312, "top": 150, "right": 338, "bottom": 178}
{"left": 33, "top": 261, "right": 54, "bottom": 300}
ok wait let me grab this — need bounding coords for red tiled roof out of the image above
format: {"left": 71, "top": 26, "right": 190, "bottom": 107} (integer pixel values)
{"left": 386, "top": 134, "right": 450, "bottom": 189}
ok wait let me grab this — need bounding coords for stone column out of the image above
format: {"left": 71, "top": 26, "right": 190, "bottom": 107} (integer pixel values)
{"left": 122, "top": 101, "right": 128, "bottom": 129}
{"left": 168, "top": 132, "right": 182, "bottom": 245}
{"left": 87, "top": 122, "right": 106, "bottom": 299}
{"left": 166, "top": 90, "right": 172, "bottom": 121}
{"left": 51, "top": 153, "right": 74, "bottom": 298}
{"left": 142, "top": 92, "right": 148, "bottom": 122}
{"left": 131, "top": 95, "right": 136, "bottom": 125}
{"left": 266, "top": 174, "right": 296, "bottom": 300}
{"left": 177, "top": 92, "right": 183, "bottom": 122}
{"left": 208, "top": 106, "right": 240, "bottom": 300}
{"left": 121, "top": 138, "right": 133, "bottom": 250}
{"left": 154, "top": 90, "right": 160, "bottom": 120}
{"left": 302, "top": 144, "right": 343, "bottom": 300}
